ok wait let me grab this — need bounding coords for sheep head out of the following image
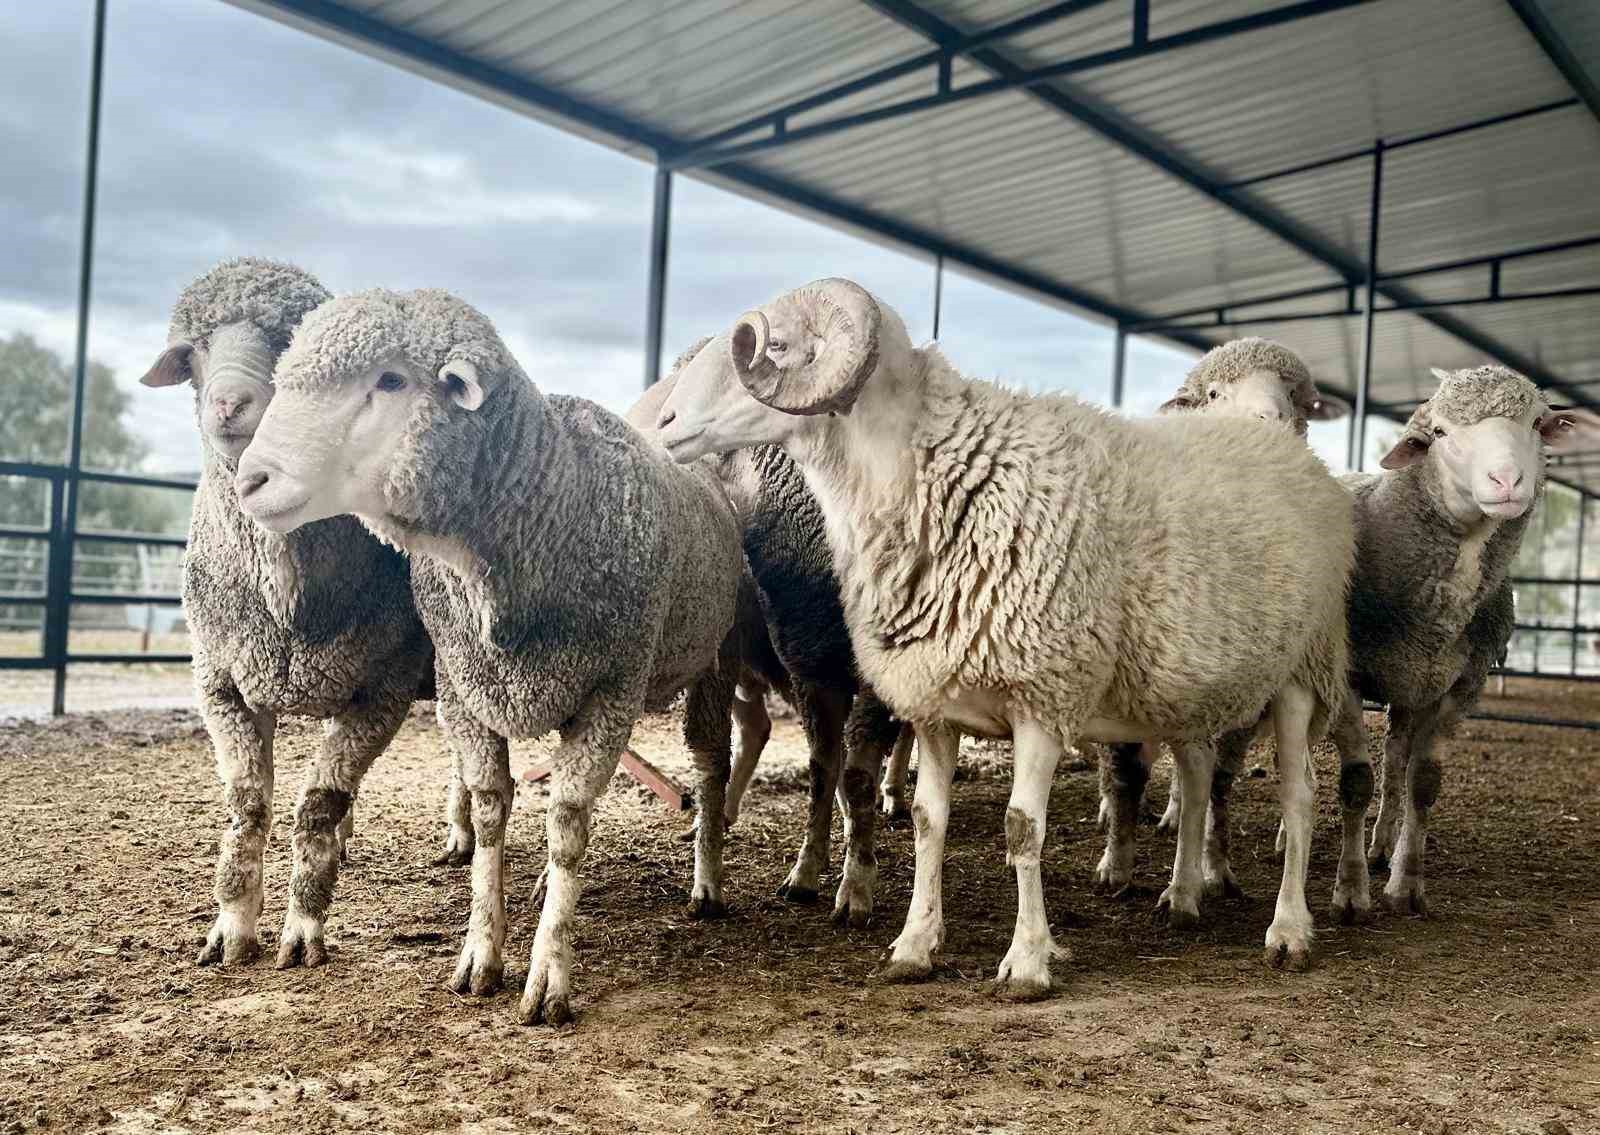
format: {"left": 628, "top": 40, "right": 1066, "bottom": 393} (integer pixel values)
{"left": 236, "top": 288, "right": 524, "bottom": 534}
{"left": 140, "top": 257, "right": 331, "bottom": 463}
{"left": 655, "top": 278, "right": 898, "bottom": 464}
{"left": 1379, "top": 365, "right": 1598, "bottom": 525}
{"left": 1159, "top": 337, "right": 1347, "bottom": 437}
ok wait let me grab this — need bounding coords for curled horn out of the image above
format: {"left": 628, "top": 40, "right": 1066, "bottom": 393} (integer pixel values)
{"left": 732, "top": 279, "right": 882, "bottom": 416}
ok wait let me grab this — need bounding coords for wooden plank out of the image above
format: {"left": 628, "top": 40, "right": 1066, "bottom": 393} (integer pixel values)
{"left": 519, "top": 750, "right": 693, "bottom": 811}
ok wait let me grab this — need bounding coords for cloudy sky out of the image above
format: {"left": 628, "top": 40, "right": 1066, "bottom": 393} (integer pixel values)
{"left": 2, "top": 0, "right": 1349, "bottom": 477}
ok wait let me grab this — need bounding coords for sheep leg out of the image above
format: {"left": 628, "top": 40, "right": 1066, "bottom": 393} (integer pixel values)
{"left": 196, "top": 682, "right": 275, "bottom": 967}
{"left": 1368, "top": 708, "right": 1412, "bottom": 871}
{"left": 277, "top": 690, "right": 411, "bottom": 969}
{"left": 996, "top": 719, "right": 1068, "bottom": 999}
{"left": 777, "top": 684, "right": 850, "bottom": 905}
{"left": 879, "top": 725, "right": 915, "bottom": 824}
{"left": 1155, "top": 740, "right": 1215, "bottom": 929}
{"left": 684, "top": 668, "right": 736, "bottom": 919}
{"left": 438, "top": 680, "right": 513, "bottom": 998}
{"left": 1385, "top": 699, "right": 1449, "bottom": 917}
{"left": 1154, "top": 749, "right": 1183, "bottom": 835}
{"left": 1264, "top": 684, "right": 1317, "bottom": 972}
{"left": 834, "top": 693, "right": 899, "bottom": 929}
{"left": 1201, "top": 727, "right": 1250, "bottom": 900}
{"left": 722, "top": 680, "right": 772, "bottom": 829}
{"left": 1093, "top": 742, "right": 1153, "bottom": 895}
{"left": 518, "top": 702, "right": 631, "bottom": 1027}
{"left": 336, "top": 787, "right": 357, "bottom": 864}
{"left": 431, "top": 753, "right": 476, "bottom": 867}
{"left": 1329, "top": 687, "right": 1374, "bottom": 924}
{"left": 880, "top": 722, "right": 958, "bottom": 983}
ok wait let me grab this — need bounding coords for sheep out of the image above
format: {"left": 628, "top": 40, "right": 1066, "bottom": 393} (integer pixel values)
{"left": 631, "top": 340, "right": 906, "bottom": 927}
{"left": 138, "top": 258, "right": 432, "bottom": 971}
{"left": 234, "top": 288, "right": 745, "bottom": 1025}
{"left": 1093, "top": 338, "right": 1352, "bottom": 906}
{"left": 653, "top": 278, "right": 1356, "bottom": 990}
{"left": 1330, "top": 367, "right": 1593, "bottom": 913}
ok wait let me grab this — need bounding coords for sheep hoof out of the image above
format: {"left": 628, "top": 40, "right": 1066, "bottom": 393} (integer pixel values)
{"left": 776, "top": 882, "right": 819, "bottom": 906}
{"left": 449, "top": 947, "right": 504, "bottom": 997}
{"left": 1383, "top": 884, "right": 1429, "bottom": 918}
{"left": 1202, "top": 873, "right": 1245, "bottom": 901}
{"left": 275, "top": 917, "right": 328, "bottom": 970}
{"left": 876, "top": 959, "right": 933, "bottom": 985}
{"left": 831, "top": 895, "right": 873, "bottom": 931}
{"left": 1263, "top": 942, "right": 1313, "bottom": 972}
{"left": 1153, "top": 892, "right": 1200, "bottom": 930}
{"left": 1153, "top": 813, "right": 1179, "bottom": 837}
{"left": 196, "top": 916, "right": 260, "bottom": 968}
{"left": 685, "top": 896, "right": 728, "bottom": 920}
{"left": 991, "top": 976, "right": 1053, "bottom": 1003}
{"left": 1110, "top": 883, "right": 1148, "bottom": 902}
{"left": 1330, "top": 890, "right": 1372, "bottom": 926}
{"left": 518, "top": 991, "right": 574, "bottom": 1028}
{"left": 430, "top": 845, "right": 474, "bottom": 868}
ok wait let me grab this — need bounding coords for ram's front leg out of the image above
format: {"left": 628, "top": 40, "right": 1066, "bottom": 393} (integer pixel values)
{"left": 777, "top": 684, "right": 849, "bottom": 905}
{"left": 518, "top": 699, "right": 631, "bottom": 1027}
{"left": 834, "top": 693, "right": 899, "bottom": 929}
{"left": 880, "top": 722, "right": 957, "bottom": 983}
{"left": 1093, "top": 741, "right": 1153, "bottom": 894}
{"left": 1155, "top": 740, "right": 1215, "bottom": 929}
{"left": 437, "top": 679, "right": 513, "bottom": 997}
{"left": 196, "top": 682, "right": 276, "bottom": 967}
{"left": 684, "top": 668, "right": 736, "bottom": 918}
{"left": 277, "top": 688, "right": 412, "bottom": 969}
{"left": 996, "top": 719, "right": 1068, "bottom": 998}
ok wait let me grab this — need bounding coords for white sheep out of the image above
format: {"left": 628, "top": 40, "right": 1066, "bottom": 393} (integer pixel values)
{"left": 654, "top": 278, "right": 1356, "bottom": 990}
{"left": 234, "top": 288, "right": 745, "bottom": 1026}
{"left": 1094, "top": 338, "right": 1352, "bottom": 908}
{"left": 139, "top": 258, "right": 433, "bottom": 971}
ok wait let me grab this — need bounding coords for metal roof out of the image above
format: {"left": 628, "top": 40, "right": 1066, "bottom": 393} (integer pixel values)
{"left": 235, "top": 0, "right": 1600, "bottom": 492}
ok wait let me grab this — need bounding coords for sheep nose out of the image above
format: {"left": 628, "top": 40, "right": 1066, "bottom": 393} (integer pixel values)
{"left": 214, "top": 392, "right": 253, "bottom": 422}
{"left": 657, "top": 408, "right": 677, "bottom": 430}
{"left": 1487, "top": 466, "right": 1524, "bottom": 492}
{"left": 236, "top": 470, "right": 269, "bottom": 500}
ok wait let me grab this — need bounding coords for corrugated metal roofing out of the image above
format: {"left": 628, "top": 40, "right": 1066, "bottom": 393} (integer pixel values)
{"left": 237, "top": 0, "right": 1600, "bottom": 492}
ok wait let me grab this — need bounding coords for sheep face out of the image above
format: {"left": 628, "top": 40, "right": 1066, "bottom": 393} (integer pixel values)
{"left": 141, "top": 258, "right": 331, "bottom": 464}
{"left": 141, "top": 321, "right": 277, "bottom": 462}
{"left": 1161, "top": 338, "right": 1349, "bottom": 436}
{"left": 1379, "top": 366, "right": 1597, "bottom": 524}
{"left": 657, "top": 278, "right": 897, "bottom": 464}
{"left": 235, "top": 291, "right": 488, "bottom": 534}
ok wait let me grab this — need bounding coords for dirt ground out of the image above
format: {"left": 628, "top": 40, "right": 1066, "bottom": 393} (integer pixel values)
{"left": 0, "top": 679, "right": 1595, "bottom": 1134}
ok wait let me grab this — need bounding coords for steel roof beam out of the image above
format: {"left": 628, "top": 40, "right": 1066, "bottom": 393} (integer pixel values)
{"left": 234, "top": 0, "right": 1211, "bottom": 352}
{"left": 860, "top": 0, "right": 1590, "bottom": 407}
{"left": 666, "top": 0, "right": 1378, "bottom": 171}
{"left": 1222, "top": 96, "right": 1579, "bottom": 190}
{"left": 1507, "top": 0, "right": 1600, "bottom": 125}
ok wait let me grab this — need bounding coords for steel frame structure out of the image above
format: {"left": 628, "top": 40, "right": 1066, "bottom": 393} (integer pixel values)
{"left": 10, "top": 0, "right": 1600, "bottom": 717}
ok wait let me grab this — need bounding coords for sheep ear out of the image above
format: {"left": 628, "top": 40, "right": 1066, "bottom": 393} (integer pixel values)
{"left": 438, "top": 358, "right": 485, "bottom": 412}
{"left": 1157, "top": 393, "right": 1196, "bottom": 415}
{"left": 1540, "top": 406, "right": 1600, "bottom": 453}
{"left": 140, "top": 343, "right": 194, "bottom": 388}
{"left": 1307, "top": 391, "right": 1351, "bottom": 421}
{"left": 1380, "top": 435, "right": 1429, "bottom": 470}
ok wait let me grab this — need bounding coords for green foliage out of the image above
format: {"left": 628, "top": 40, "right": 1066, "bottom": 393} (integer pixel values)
{"left": 0, "top": 332, "right": 183, "bottom": 534}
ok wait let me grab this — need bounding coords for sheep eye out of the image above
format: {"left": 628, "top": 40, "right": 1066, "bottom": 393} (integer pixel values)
{"left": 376, "top": 372, "right": 406, "bottom": 392}
{"left": 1207, "top": 388, "right": 1220, "bottom": 401}
{"left": 1431, "top": 426, "right": 1445, "bottom": 439}
{"left": 768, "top": 341, "right": 788, "bottom": 356}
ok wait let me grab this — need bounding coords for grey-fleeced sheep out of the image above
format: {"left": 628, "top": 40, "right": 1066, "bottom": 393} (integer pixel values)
{"left": 634, "top": 342, "right": 905, "bottom": 927}
{"left": 235, "top": 288, "right": 745, "bottom": 1026}
{"left": 139, "top": 258, "right": 432, "bottom": 971}
{"left": 656, "top": 278, "right": 1356, "bottom": 991}
{"left": 1094, "top": 337, "right": 1353, "bottom": 908}
{"left": 1325, "top": 367, "right": 1590, "bottom": 912}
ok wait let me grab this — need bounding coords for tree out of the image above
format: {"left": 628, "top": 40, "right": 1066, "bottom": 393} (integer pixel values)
{"left": 0, "top": 333, "right": 186, "bottom": 610}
